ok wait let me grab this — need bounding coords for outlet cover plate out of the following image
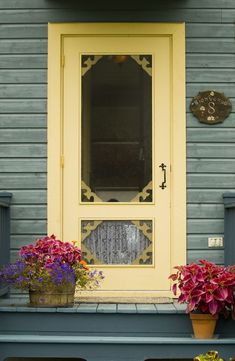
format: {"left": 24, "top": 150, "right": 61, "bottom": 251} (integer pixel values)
{"left": 208, "top": 237, "right": 224, "bottom": 248}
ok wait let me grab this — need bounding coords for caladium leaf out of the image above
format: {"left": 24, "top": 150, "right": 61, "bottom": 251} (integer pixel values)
{"left": 205, "top": 293, "right": 214, "bottom": 303}
{"left": 172, "top": 283, "right": 177, "bottom": 295}
{"left": 214, "top": 287, "right": 228, "bottom": 301}
{"left": 208, "top": 299, "right": 218, "bottom": 315}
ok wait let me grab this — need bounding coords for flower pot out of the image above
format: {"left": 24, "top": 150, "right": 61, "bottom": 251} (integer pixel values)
{"left": 29, "top": 286, "right": 75, "bottom": 307}
{"left": 190, "top": 313, "right": 218, "bottom": 339}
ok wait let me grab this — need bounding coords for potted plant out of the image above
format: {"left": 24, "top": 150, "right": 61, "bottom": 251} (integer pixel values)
{"left": 194, "top": 351, "right": 225, "bottom": 361}
{"left": 169, "top": 260, "right": 235, "bottom": 338}
{"left": 0, "top": 235, "right": 104, "bottom": 307}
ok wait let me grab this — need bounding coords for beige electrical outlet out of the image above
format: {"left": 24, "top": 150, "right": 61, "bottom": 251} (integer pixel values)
{"left": 208, "top": 237, "right": 224, "bottom": 248}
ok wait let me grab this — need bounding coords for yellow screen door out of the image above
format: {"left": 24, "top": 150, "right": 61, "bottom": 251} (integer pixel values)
{"left": 48, "top": 23, "right": 186, "bottom": 298}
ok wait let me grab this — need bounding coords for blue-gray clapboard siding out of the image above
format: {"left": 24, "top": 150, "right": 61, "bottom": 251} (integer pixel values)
{"left": 0, "top": 0, "right": 234, "bottom": 265}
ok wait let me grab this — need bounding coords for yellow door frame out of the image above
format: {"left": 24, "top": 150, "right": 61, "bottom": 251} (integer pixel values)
{"left": 48, "top": 23, "right": 186, "bottom": 297}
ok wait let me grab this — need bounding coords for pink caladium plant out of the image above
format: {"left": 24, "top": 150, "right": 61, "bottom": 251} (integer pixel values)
{"left": 0, "top": 235, "right": 104, "bottom": 292}
{"left": 19, "top": 234, "right": 82, "bottom": 267}
{"left": 169, "top": 260, "right": 235, "bottom": 318}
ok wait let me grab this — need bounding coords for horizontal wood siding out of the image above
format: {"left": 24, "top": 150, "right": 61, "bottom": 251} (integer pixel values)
{"left": 0, "top": 0, "right": 234, "bottom": 266}
{"left": 186, "top": 2, "right": 235, "bottom": 264}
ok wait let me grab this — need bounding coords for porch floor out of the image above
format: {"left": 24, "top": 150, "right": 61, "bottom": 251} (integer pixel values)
{"left": 0, "top": 295, "right": 186, "bottom": 313}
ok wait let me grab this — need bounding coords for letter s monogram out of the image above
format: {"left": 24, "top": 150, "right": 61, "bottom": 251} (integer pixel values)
{"left": 208, "top": 101, "right": 216, "bottom": 114}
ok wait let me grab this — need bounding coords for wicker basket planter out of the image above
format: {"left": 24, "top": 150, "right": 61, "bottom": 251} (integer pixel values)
{"left": 29, "top": 286, "right": 75, "bottom": 307}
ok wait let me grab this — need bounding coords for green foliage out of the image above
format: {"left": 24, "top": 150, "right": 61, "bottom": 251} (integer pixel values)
{"left": 194, "top": 351, "right": 224, "bottom": 361}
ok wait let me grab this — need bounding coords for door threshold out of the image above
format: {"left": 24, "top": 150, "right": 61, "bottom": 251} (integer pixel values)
{"left": 75, "top": 296, "right": 173, "bottom": 304}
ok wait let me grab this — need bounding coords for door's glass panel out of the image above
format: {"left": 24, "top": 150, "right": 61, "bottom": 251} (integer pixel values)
{"left": 81, "top": 55, "right": 152, "bottom": 203}
{"left": 81, "top": 220, "right": 153, "bottom": 265}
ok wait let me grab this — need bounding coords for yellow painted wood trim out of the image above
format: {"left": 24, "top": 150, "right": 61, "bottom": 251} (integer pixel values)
{"left": 170, "top": 24, "right": 186, "bottom": 271}
{"left": 48, "top": 25, "right": 63, "bottom": 239}
{"left": 48, "top": 22, "right": 185, "bottom": 36}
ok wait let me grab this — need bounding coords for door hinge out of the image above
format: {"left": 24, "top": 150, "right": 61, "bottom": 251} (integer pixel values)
{"left": 61, "top": 55, "right": 65, "bottom": 68}
{"left": 60, "top": 155, "right": 64, "bottom": 168}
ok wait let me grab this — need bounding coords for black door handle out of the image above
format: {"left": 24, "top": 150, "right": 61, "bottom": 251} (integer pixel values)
{"left": 159, "top": 163, "right": 167, "bottom": 189}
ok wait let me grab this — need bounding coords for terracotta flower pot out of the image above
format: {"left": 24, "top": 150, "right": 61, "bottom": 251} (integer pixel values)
{"left": 190, "top": 313, "right": 218, "bottom": 339}
{"left": 29, "top": 286, "right": 75, "bottom": 307}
